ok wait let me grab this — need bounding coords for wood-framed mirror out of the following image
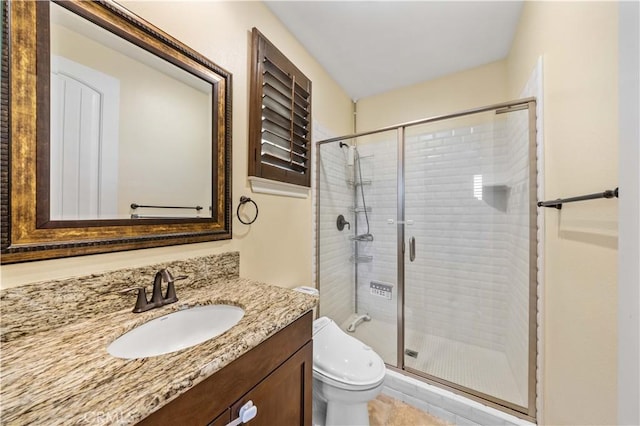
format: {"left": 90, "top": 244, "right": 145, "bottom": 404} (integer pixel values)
{"left": 1, "top": 0, "right": 233, "bottom": 264}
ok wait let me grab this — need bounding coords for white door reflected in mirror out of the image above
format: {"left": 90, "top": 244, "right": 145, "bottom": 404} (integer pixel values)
{"left": 51, "top": 55, "right": 119, "bottom": 220}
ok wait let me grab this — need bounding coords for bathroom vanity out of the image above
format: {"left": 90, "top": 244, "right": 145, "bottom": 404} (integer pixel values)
{"left": 0, "top": 253, "right": 317, "bottom": 425}
{"left": 140, "top": 312, "right": 312, "bottom": 426}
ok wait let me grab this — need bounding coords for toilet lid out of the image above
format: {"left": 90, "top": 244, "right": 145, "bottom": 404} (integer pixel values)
{"left": 313, "top": 317, "right": 386, "bottom": 386}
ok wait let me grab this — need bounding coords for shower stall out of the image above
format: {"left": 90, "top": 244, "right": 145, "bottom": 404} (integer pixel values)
{"left": 316, "top": 98, "right": 537, "bottom": 420}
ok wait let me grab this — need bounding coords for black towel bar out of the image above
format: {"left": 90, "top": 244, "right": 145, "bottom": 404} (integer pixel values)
{"left": 537, "top": 187, "right": 618, "bottom": 210}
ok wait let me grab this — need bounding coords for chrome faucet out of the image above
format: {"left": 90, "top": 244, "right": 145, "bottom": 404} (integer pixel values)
{"left": 121, "top": 269, "right": 188, "bottom": 313}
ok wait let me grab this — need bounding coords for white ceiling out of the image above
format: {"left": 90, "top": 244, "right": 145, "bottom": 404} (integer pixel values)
{"left": 265, "top": 1, "right": 524, "bottom": 100}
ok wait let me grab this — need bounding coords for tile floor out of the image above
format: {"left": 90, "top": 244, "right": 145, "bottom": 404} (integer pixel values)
{"left": 343, "top": 317, "right": 526, "bottom": 407}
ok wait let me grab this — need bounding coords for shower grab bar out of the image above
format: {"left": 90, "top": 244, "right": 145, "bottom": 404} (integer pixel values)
{"left": 130, "top": 203, "right": 203, "bottom": 211}
{"left": 537, "top": 187, "right": 618, "bottom": 210}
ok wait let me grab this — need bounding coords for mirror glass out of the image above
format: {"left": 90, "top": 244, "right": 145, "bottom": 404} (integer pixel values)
{"left": 49, "top": 3, "right": 213, "bottom": 220}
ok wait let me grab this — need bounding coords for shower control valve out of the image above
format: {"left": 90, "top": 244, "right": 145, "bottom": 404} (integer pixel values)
{"left": 336, "top": 214, "right": 350, "bottom": 231}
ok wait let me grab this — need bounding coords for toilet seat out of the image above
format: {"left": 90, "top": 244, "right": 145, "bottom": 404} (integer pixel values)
{"left": 313, "top": 368, "right": 384, "bottom": 391}
{"left": 312, "top": 317, "right": 386, "bottom": 388}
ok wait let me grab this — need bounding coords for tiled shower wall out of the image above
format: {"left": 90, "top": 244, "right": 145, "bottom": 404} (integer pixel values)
{"left": 317, "top": 139, "right": 354, "bottom": 326}
{"left": 351, "top": 134, "right": 398, "bottom": 327}
{"left": 406, "top": 123, "right": 511, "bottom": 351}
{"left": 355, "top": 122, "right": 512, "bottom": 351}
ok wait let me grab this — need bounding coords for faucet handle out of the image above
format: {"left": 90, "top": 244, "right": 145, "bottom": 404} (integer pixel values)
{"left": 162, "top": 269, "right": 174, "bottom": 282}
{"left": 119, "top": 287, "right": 151, "bottom": 313}
{"left": 118, "top": 286, "right": 140, "bottom": 293}
{"left": 164, "top": 274, "right": 187, "bottom": 304}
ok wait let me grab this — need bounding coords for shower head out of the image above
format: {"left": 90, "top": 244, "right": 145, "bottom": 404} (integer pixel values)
{"left": 339, "top": 142, "right": 350, "bottom": 149}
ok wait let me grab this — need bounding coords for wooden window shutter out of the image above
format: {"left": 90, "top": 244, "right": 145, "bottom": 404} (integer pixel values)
{"left": 248, "top": 28, "right": 312, "bottom": 188}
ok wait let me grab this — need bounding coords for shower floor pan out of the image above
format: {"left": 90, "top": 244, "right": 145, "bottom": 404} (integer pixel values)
{"left": 340, "top": 317, "right": 526, "bottom": 408}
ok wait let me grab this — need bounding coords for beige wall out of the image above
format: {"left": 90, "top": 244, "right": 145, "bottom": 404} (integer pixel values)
{"left": 1, "top": 1, "right": 353, "bottom": 289}
{"left": 507, "top": 2, "right": 619, "bottom": 424}
{"left": 355, "top": 60, "right": 508, "bottom": 132}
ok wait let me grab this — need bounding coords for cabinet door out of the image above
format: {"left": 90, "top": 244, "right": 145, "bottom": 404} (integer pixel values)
{"left": 137, "top": 312, "right": 312, "bottom": 426}
{"left": 231, "top": 341, "right": 312, "bottom": 426}
{"left": 208, "top": 409, "right": 230, "bottom": 426}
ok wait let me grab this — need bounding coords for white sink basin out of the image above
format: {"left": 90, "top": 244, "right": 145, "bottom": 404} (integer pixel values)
{"left": 107, "top": 305, "right": 244, "bottom": 359}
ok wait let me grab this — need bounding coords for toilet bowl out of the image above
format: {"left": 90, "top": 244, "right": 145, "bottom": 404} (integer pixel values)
{"left": 312, "top": 316, "right": 386, "bottom": 426}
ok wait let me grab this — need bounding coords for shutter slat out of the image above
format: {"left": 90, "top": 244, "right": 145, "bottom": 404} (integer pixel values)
{"left": 261, "top": 139, "right": 307, "bottom": 162}
{"left": 293, "top": 103, "right": 307, "bottom": 119}
{"left": 292, "top": 120, "right": 307, "bottom": 135}
{"left": 292, "top": 132, "right": 308, "bottom": 146}
{"left": 291, "top": 143, "right": 307, "bottom": 156}
{"left": 262, "top": 119, "right": 291, "bottom": 141}
{"left": 294, "top": 81, "right": 310, "bottom": 99}
{"left": 262, "top": 129, "right": 288, "bottom": 148}
{"left": 264, "top": 59, "right": 292, "bottom": 89}
{"left": 262, "top": 130, "right": 307, "bottom": 155}
{"left": 262, "top": 97, "right": 291, "bottom": 120}
{"left": 294, "top": 91, "right": 309, "bottom": 108}
{"left": 263, "top": 73, "right": 291, "bottom": 99}
{"left": 262, "top": 106, "right": 291, "bottom": 130}
{"left": 261, "top": 142, "right": 290, "bottom": 162}
{"left": 262, "top": 153, "right": 307, "bottom": 173}
{"left": 263, "top": 84, "right": 292, "bottom": 110}
{"left": 263, "top": 116, "right": 307, "bottom": 142}
{"left": 293, "top": 113, "right": 308, "bottom": 128}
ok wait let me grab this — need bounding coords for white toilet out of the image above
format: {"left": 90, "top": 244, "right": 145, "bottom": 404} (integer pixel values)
{"left": 311, "top": 316, "right": 386, "bottom": 426}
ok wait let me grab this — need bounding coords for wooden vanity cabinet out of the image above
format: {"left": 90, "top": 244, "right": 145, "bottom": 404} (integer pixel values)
{"left": 138, "top": 311, "right": 313, "bottom": 426}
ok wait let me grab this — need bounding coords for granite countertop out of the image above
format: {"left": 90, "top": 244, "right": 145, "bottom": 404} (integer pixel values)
{"left": 0, "top": 254, "right": 317, "bottom": 425}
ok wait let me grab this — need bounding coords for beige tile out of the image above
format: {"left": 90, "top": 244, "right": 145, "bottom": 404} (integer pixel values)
{"left": 369, "top": 394, "right": 452, "bottom": 426}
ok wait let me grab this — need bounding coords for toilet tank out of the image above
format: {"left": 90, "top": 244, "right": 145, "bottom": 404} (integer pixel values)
{"left": 294, "top": 286, "right": 319, "bottom": 318}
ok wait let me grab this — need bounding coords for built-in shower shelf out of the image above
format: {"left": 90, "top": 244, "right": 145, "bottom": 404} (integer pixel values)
{"left": 349, "top": 255, "right": 373, "bottom": 263}
{"left": 481, "top": 173, "right": 510, "bottom": 189}
{"left": 346, "top": 179, "right": 372, "bottom": 187}
{"left": 349, "top": 206, "right": 372, "bottom": 213}
{"left": 482, "top": 183, "right": 509, "bottom": 191}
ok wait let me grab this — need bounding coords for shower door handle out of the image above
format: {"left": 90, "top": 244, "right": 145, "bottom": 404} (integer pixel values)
{"left": 409, "top": 236, "right": 416, "bottom": 262}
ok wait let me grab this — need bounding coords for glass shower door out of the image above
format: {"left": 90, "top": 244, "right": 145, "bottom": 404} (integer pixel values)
{"left": 317, "top": 130, "right": 399, "bottom": 366}
{"left": 402, "top": 107, "right": 535, "bottom": 412}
